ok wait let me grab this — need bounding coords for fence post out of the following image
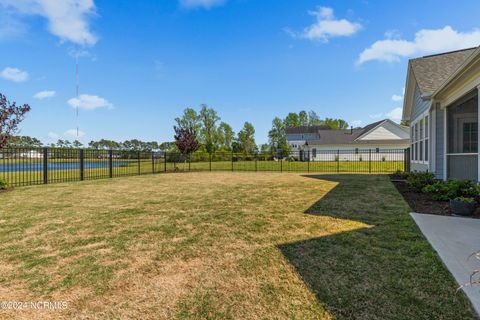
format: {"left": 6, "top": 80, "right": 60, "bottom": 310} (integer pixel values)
{"left": 369, "top": 149, "right": 372, "bottom": 173}
{"left": 188, "top": 154, "right": 191, "bottom": 171}
{"left": 80, "top": 149, "right": 84, "bottom": 181}
{"left": 280, "top": 150, "right": 283, "bottom": 172}
{"left": 109, "top": 150, "right": 113, "bottom": 178}
{"left": 255, "top": 153, "right": 258, "bottom": 172}
{"left": 164, "top": 151, "right": 167, "bottom": 172}
{"left": 404, "top": 148, "right": 410, "bottom": 172}
{"left": 43, "top": 147, "right": 48, "bottom": 184}
{"left": 307, "top": 151, "right": 310, "bottom": 173}
{"left": 138, "top": 151, "right": 141, "bottom": 175}
{"left": 152, "top": 151, "right": 155, "bottom": 173}
{"left": 231, "top": 151, "right": 234, "bottom": 172}
{"left": 209, "top": 153, "right": 212, "bottom": 172}
{"left": 336, "top": 150, "right": 340, "bottom": 173}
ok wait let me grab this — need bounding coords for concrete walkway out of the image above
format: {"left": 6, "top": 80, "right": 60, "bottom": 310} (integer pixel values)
{"left": 411, "top": 213, "right": 480, "bottom": 316}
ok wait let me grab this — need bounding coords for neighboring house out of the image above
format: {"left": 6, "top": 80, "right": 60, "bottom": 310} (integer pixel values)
{"left": 402, "top": 46, "right": 480, "bottom": 180}
{"left": 285, "top": 119, "right": 409, "bottom": 161}
{"left": 19, "top": 150, "right": 43, "bottom": 159}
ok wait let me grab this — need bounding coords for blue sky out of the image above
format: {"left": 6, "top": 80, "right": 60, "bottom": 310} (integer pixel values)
{"left": 1, "top": 0, "right": 480, "bottom": 144}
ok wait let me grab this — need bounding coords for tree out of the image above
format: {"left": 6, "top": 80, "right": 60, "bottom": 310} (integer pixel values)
{"left": 324, "top": 118, "right": 349, "bottom": 130}
{"left": 199, "top": 104, "right": 220, "bottom": 154}
{"left": 298, "top": 110, "right": 309, "bottom": 126}
{"left": 259, "top": 143, "right": 271, "bottom": 154}
{"left": 8, "top": 136, "right": 42, "bottom": 147}
{"left": 308, "top": 111, "right": 322, "bottom": 126}
{"left": 0, "top": 93, "right": 31, "bottom": 148}
{"left": 88, "top": 140, "right": 100, "bottom": 149}
{"left": 400, "top": 120, "right": 410, "bottom": 127}
{"left": 217, "top": 122, "right": 234, "bottom": 151}
{"left": 268, "top": 117, "right": 289, "bottom": 153}
{"left": 237, "top": 122, "right": 256, "bottom": 155}
{"left": 72, "top": 140, "right": 83, "bottom": 148}
{"left": 175, "top": 108, "right": 201, "bottom": 134}
{"left": 284, "top": 112, "right": 300, "bottom": 128}
{"left": 174, "top": 126, "right": 200, "bottom": 156}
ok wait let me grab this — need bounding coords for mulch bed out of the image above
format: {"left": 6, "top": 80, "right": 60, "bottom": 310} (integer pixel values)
{"left": 390, "top": 178, "right": 452, "bottom": 216}
{"left": 390, "top": 174, "right": 480, "bottom": 218}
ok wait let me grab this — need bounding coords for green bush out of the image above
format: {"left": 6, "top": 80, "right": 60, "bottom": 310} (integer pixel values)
{"left": 422, "top": 179, "right": 479, "bottom": 201}
{"left": 453, "top": 196, "right": 476, "bottom": 203}
{"left": 0, "top": 178, "right": 8, "bottom": 190}
{"left": 406, "top": 172, "right": 436, "bottom": 190}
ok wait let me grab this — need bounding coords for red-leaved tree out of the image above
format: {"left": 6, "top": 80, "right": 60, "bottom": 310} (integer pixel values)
{"left": 174, "top": 126, "right": 200, "bottom": 156}
{"left": 0, "top": 93, "right": 31, "bottom": 148}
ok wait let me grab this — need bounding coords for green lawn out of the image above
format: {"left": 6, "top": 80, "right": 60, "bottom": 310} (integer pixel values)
{"left": 1, "top": 159, "right": 404, "bottom": 187}
{"left": 0, "top": 173, "right": 474, "bottom": 319}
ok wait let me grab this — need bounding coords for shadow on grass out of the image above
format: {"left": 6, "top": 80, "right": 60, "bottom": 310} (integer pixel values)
{"left": 277, "top": 174, "right": 476, "bottom": 320}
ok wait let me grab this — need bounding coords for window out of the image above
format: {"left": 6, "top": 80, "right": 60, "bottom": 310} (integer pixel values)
{"left": 411, "top": 126, "right": 414, "bottom": 161}
{"left": 463, "top": 122, "right": 478, "bottom": 153}
{"left": 412, "top": 113, "right": 429, "bottom": 164}
{"left": 312, "top": 148, "right": 317, "bottom": 158}
{"left": 355, "top": 148, "right": 359, "bottom": 154}
{"left": 376, "top": 148, "right": 379, "bottom": 153}
{"left": 447, "top": 96, "right": 478, "bottom": 154}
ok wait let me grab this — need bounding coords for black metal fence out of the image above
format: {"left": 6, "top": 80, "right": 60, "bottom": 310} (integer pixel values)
{"left": 0, "top": 147, "right": 409, "bottom": 187}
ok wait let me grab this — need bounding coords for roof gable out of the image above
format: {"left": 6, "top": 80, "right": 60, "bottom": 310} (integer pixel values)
{"left": 288, "top": 120, "right": 409, "bottom": 145}
{"left": 410, "top": 47, "right": 477, "bottom": 94}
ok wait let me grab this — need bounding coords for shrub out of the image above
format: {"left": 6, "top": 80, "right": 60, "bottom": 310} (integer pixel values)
{"left": 359, "top": 156, "right": 363, "bottom": 162}
{"left": 406, "top": 172, "right": 435, "bottom": 190}
{"left": 422, "top": 182, "right": 453, "bottom": 201}
{"left": 454, "top": 196, "right": 476, "bottom": 203}
{"left": 381, "top": 156, "right": 386, "bottom": 162}
{"left": 422, "top": 179, "right": 479, "bottom": 201}
{"left": 0, "top": 178, "right": 8, "bottom": 190}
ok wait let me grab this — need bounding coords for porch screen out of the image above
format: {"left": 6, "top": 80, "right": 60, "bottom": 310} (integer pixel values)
{"left": 447, "top": 95, "right": 478, "bottom": 180}
{"left": 447, "top": 96, "right": 478, "bottom": 154}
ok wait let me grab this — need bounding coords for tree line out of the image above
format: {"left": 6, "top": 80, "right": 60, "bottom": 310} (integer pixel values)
{"left": 172, "top": 106, "right": 349, "bottom": 157}
{"left": 268, "top": 110, "right": 349, "bottom": 154}
{"left": 171, "top": 104, "right": 256, "bottom": 155}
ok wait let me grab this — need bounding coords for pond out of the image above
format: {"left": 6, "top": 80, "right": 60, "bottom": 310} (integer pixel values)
{"left": 0, "top": 161, "right": 133, "bottom": 172}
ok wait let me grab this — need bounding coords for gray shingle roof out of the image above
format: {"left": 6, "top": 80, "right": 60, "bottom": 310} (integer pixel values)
{"left": 285, "top": 125, "right": 331, "bottom": 134}
{"left": 410, "top": 47, "right": 477, "bottom": 94}
{"left": 286, "top": 120, "right": 410, "bottom": 146}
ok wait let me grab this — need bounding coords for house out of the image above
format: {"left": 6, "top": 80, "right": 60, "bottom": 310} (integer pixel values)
{"left": 19, "top": 150, "right": 43, "bottom": 159}
{"left": 402, "top": 46, "right": 480, "bottom": 180}
{"left": 285, "top": 119, "right": 410, "bottom": 161}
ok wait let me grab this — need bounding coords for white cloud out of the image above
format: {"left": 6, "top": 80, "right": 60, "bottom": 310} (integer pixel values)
{"left": 391, "top": 87, "right": 405, "bottom": 102}
{"left": 391, "top": 94, "right": 403, "bottom": 102}
{"left": 288, "top": 6, "right": 362, "bottom": 42}
{"left": 67, "top": 94, "right": 113, "bottom": 110}
{"left": 386, "top": 107, "right": 403, "bottom": 121}
{"left": 357, "top": 26, "right": 480, "bottom": 64}
{"left": 33, "top": 90, "right": 56, "bottom": 99}
{"left": 369, "top": 113, "right": 383, "bottom": 119}
{"left": 0, "top": 0, "right": 98, "bottom": 45}
{"left": 368, "top": 107, "right": 403, "bottom": 122}
{"left": 64, "top": 129, "right": 85, "bottom": 137}
{"left": 47, "top": 131, "right": 59, "bottom": 140}
{"left": 0, "top": 67, "right": 28, "bottom": 82}
{"left": 179, "top": 0, "right": 225, "bottom": 9}
{"left": 351, "top": 120, "right": 363, "bottom": 127}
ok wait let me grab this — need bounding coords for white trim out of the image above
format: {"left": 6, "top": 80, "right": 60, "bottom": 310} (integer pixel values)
{"left": 446, "top": 153, "right": 478, "bottom": 156}
{"left": 443, "top": 107, "right": 447, "bottom": 180}
{"left": 440, "top": 78, "right": 480, "bottom": 108}
{"left": 478, "top": 85, "right": 480, "bottom": 181}
{"left": 411, "top": 110, "right": 430, "bottom": 165}
{"left": 431, "top": 106, "right": 436, "bottom": 173}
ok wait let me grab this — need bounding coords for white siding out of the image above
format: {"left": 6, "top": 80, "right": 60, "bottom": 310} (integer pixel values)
{"left": 359, "top": 121, "right": 409, "bottom": 141}
{"left": 306, "top": 144, "right": 408, "bottom": 161}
